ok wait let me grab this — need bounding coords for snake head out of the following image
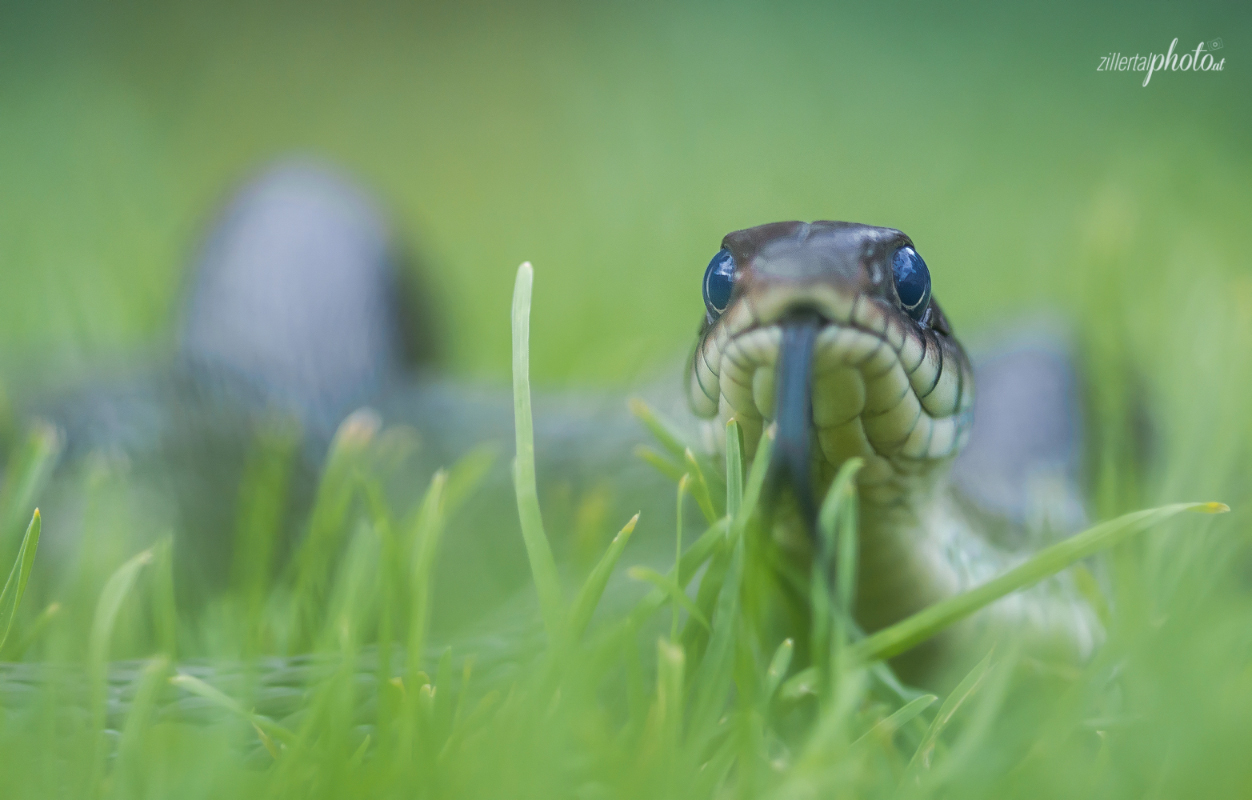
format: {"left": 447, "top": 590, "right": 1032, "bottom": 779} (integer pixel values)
{"left": 688, "top": 221, "right": 973, "bottom": 534}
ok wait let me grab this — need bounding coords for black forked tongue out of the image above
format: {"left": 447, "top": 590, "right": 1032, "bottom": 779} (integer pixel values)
{"left": 770, "top": 314, "right": 821, "bottom": 533}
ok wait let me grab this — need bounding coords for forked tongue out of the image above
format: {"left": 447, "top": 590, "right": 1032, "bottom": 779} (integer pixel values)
{"left": 771, "top": 315, "right": 821, "bottom": 532}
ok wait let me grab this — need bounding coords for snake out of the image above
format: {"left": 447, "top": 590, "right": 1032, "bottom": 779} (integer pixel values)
{"left": 1, "top": 164, "right": 1102, "bottom": 725}
{"left": 686, "top": 221, "right": 1100, "bottom": 676}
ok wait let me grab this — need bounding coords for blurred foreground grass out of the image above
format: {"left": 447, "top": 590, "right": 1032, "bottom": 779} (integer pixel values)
{"left": 0, "top": 262, "right": 1238, "bottom": 798}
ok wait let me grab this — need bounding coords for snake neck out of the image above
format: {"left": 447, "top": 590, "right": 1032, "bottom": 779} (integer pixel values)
{"left": 763, "top": 449, "right": 959, "bottom": 622}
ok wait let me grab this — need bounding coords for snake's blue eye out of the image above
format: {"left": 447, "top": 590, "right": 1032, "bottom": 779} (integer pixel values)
{"left": 891, "top": 246, "right": 931, "bottom": 321}
{"left": 703, "top": 249, "right": 736, "bottom": 317}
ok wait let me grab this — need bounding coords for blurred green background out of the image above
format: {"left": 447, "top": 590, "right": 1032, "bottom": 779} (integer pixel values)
{"left": 1, "top": 0, "right": 1246, "bottom": 385}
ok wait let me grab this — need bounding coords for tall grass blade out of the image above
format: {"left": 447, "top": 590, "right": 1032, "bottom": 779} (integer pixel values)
{"left": 904, "top": 650, "right": 995, "bottom": 779}
{"left": 812, "top": 458, "right": 861, "bottom": 688}
{"left": 229, "top": 421, "right": 299, "bottom": 618}
{"left": 406, "top": 470, "right": 448, "bottom": 688}
{"left": 632, "top": 397, "right": 724, "bottom": 508}
{"left": 112, "top": 656, "right": 173, "bottom": 792}
{"left": 851, "top": 501, "right": 1228, "bottom": 663}
{"left": 288, "top": 408, "right": 379, "bottom": 647}
{"left": 673, "top": 474, "right": 689, "bottom": 638}
{"left": 635, "top": 444, "right": 687, "bottom": 483}
{"left": 627, "top": 566, "right": 711, "bottom": 631}
{"left": 1, "top": 600, "right": 59, "bottom": 659}
{"left": 688, "top": 534, "right": 744, "bottom": 737}
{"left": 623, "top": 516, "right": 729, "bottom": 630}
{"left": 851, "top": 693, "right": 937, "bottom": 748}
{"left": 0, "top": 423, "right": 60, "bottom": 557}
{"left": 683, "top": 449, "right": 718, "bottom": 523}
{"left": 764, "top": 637, "right": 794, "bottom": 700}
{"left": 0, "top": 508, "right": 40, "bottom": 651}
{"left": 511, "top": 261, "right": 564, "bottom": 639}
{"left": 323, "top": 519, "right": 381, "bottom": 648}
{"left": 88, "top": 546, "right": 155, "bottom": 792}
{"left": 169, "top": 672, "right": 296, "bottom": 744}
{"left": 90, "top": 547, "right": 154, "bottom": 691}
{"left": 653, "top": 638, "right": 686, "bottom": 754}
{"left": 819, "top": 456, "right": 863, "bottom": 616}
{"left": 628, "top": 397, "right": 693, "bottom": 462}
{"left": 725, "top": 420, "right": 744, "bottom": 520}
{"left": 151, "top": 535, "right": 178, "bottom": 657}
{"left": 442, "top": 442, "right": 499, "bottom": 518}
{"left": 568, "top": 513, "right": 638, "bottom": 640}
{"left": 735, "top": 423, "right": 776, "bottom": 536}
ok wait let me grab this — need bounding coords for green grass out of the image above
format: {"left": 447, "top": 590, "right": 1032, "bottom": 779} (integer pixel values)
{"left": 0, "top": 261, "right": 1239, "bottom": 798}
{"left": 1, "top": 3, "right": 1251, "bottom": 797}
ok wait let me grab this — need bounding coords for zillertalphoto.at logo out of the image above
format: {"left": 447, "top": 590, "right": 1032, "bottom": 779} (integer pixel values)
{"left": 1097, "top": 37, "right": 1226, "bottom": 86}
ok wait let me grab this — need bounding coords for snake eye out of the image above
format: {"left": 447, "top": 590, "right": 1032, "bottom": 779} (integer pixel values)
{"left": 891, "top": 246, "right": 931, "bottom": 322}
{"left": 703, "top": 249, "right": 736, "bottom": 317}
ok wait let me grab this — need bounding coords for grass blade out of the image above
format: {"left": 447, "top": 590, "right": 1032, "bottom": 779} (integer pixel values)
{"left": 673, "top": 474, "right": 689, "bottom": 638}
{"left": 0, "top": 600, "right": 59, "bottom": 659}
{"left": 90, "top": 547, "right": 154, "bottom": 688}
{"left": 568, "top": 513, "right": 639, "bottom": 640}
{"left": 406, "top": 470, "right": 448, "bottom": 688}
{"left": 851, "top": 693, "right": 938, "bottom": 748}
{"left": 442, "top": 442, "right": 499, "bottom": 518}
{"left": 688, "top": 534, "right": 744, "bottom": 737}
{"left": 735, "top": 423, "right": 776, "bottom": 536}
{"left": 628, "top": 397, "right": 693, "bottom": 462}
{"left": 623, "top": 516, "right": 730, "bottom": 630}
{"left": 114, "top": 656, "right": 173, "bottom": 784}
{"left": 851, "top": 501, "right": 1228, "bottom": 663}
{"left": 169, "top": 673, "right": 297, "bottom": 744}
{"left": 652, "top": 638, "right": 686, "bottom": 753}
{"left": 627, "top": 566, "right": 711, "bottom": 631}
{"left": 764, "top": 637, "right": 795, "bottom": 700}
{"left": 725, "top": 420, "right": 744, "bottom": 520}
{"left": 151, "top": 536, "right": 178, "bottom": 657}
{"left": 812, "top": 458, "right": 862, "bottom": 689}
{"left": 0, "top": 423, "right": 60, "bottom": 557}
{"left": 683, "top": 449, "right": 719, "bottom": 523}
{"left": 819, "top": 456, "right": 863, "bottom": 614}
{"left": 634, "top": 445, "right": 687, "bottom": 483}
{"left": 511, "top": 261, "right": 564, "bottom": 639}
{"left": 229, "top": 421, "right": 299, "bottom": 624}
{"left": 288, "top": 409, "right": 378, "bottom": 648}
{"left": 88, "top": 546, "right": 155, "bottom": 792}
{"left": 905, "top": 651, "right": 995, "bottom": 778}
{"left": 0, "top": 508, "right": 41, "bottom": 651}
